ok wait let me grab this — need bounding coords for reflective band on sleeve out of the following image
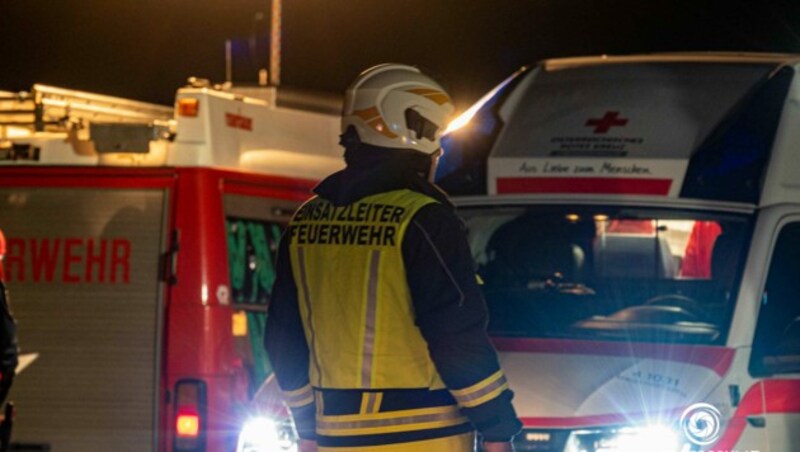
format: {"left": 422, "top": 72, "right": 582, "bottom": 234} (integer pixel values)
{"left": 282, "top": 384, "right": 314, "bottom": 408}
{"left": 317, "top": 405, "right": 468, "bottom": 436}
{"left": 449, "top": 370, "right": 509, "bottom": 408}
{"left": 360, "top": 249, "right": 381, "bottom": 389}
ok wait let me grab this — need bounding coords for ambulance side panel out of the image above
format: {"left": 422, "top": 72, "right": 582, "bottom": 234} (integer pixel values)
{"left": 748, "top": 214, "right": 800, "bottom": 450}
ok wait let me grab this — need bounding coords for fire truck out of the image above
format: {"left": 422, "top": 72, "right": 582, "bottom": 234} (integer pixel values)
{"left": 0, "top": 81, "right": 342, "bottom": 451}
{"left": 441, "top": 53, "right": 800, "bottom": 452}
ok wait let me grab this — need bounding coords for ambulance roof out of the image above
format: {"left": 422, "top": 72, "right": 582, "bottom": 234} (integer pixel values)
{"left": 440, "top": 53, "right": 800, "bottom": 208}
{"left": 542, "top": 52, "right": 800, "bottom": 70}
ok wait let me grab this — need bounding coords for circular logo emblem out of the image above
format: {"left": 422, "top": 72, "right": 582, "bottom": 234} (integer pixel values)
{"left": 680, "top": 403, "right": 722, "bottom": 446}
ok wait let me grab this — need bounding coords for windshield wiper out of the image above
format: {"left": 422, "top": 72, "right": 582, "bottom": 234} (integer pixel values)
{"left": 571, "top": 316, "right": 720, "bottom": 343}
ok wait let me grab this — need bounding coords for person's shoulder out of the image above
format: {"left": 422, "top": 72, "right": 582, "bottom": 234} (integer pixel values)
{"left": 412, "top": 201, "right": 464, "bottom": 231}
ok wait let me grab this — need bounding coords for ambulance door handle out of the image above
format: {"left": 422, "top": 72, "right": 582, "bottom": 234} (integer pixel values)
{"left": 746, "top": 415, "right": 766, "bottom": 428}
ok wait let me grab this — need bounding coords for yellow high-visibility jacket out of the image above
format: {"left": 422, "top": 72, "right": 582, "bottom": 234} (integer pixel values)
{"left": 289, "top": 190, "right": 446, "bottom": 389}
{"left": 266, "top": 186, "right": 521, "bottom": 450}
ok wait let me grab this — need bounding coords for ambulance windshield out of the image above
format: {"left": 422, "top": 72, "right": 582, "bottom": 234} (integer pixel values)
{"left": 463, "top": 205, "right": 751, "bottom": 345}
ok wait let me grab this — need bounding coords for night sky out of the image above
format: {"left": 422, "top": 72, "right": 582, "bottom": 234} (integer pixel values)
{"left": 3, "top": 1, "right": 800, "bottom": 110}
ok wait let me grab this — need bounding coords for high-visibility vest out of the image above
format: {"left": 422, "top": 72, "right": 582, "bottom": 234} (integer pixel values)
{"left": 286, "top": 189, "right": 445, "bottom": 390}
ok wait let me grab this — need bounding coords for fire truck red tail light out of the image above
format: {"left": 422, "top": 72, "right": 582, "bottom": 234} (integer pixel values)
{"left": 174, "top": 379, "right": 207, "bottom": 451}
{"left": 177, "top": 98, "right": 200, "bottom": 117}
{"left": 176, "top": 412, "right": 200, "bottom": 437}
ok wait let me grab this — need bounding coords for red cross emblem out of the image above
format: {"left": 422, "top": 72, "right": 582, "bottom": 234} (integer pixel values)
{"left": 585, "top": 111, "right": 628, "bottom": 134}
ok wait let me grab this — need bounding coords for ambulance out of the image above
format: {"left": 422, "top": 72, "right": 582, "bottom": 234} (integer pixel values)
{"left": 0, "top": 82, "right": 342, "bottom": 451}
{"left": 440, "top": 53, "right": 800, "bottom": 451}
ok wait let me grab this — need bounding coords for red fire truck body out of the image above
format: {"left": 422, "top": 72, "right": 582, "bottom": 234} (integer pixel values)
{"left": 0, "top": 84, "right": 341, "bottom": 451}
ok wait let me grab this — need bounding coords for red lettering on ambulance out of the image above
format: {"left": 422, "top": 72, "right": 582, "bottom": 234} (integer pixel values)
{"left": 110, "top": 239, "right": 131, "bottom": 284}
{"left": 85, "top": 239, "right": 107, "bottom": 283}
{"left": 31, "top": 238, "right": 61, "bottom": 282}
{"left": 5, "top": 238, "right": 25, "bottom": 282}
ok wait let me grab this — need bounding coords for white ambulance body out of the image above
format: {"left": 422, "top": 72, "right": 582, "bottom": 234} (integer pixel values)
{"left": 440, "top": 53, "right": 800, "bottom": 451}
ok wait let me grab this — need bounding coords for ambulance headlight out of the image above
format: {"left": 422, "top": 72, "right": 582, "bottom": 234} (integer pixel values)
{"left": 564, "top": 424, "right": 680, "bottom": 452}
{"left": 563, "top": 403, "right": 723, "bottom": 451}
{"left": 236, "top": 417, "right": 297, "bottom": 452}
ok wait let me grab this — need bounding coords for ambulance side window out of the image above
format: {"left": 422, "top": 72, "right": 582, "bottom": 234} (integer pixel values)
{"left": 750, "top": 222, "right": 800, "bottom": 376}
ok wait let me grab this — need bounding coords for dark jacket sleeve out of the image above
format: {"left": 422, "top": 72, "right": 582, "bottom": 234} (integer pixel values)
{"left": 403, "top": 204, "right": 522, "bottom": 442}
{"left": 0, "top": 283, "right": 16, "bottom": 405}
{"left": 264, "top": 237, "right": 316, "bottom": 440}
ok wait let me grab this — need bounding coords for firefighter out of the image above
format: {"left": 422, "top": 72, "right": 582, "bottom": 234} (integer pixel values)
{"left": 265, "top": 64, "right": 522, "bottom": 451}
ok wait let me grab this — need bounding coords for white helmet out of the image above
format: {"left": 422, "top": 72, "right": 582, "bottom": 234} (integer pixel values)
{"left": 341, "top": 64, "right": 454, "bottom": 155}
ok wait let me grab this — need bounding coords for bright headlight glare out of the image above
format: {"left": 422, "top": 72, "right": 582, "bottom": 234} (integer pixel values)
{"left": 566, "top": 424, "right": 681, "bottom": 452}
{"left": 236, "top": 417, "right": 298, "bottom": 452}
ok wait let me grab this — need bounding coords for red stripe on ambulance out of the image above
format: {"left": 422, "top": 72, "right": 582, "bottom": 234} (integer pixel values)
{"left": 715, "top": 380, "right": 800, "bottom": 449}
{"left": 5, "top": 237, "right": 131, "bottom": 283}
{"left": 496, "top": 177, "right": 672, "bottom": 195}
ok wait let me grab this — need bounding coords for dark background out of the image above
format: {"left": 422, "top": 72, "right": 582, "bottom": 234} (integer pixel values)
{"left": 3, "top": 0, "right": 800, "bottom": 109}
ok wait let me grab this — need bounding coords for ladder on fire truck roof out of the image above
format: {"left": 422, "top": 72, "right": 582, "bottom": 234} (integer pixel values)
{"left": 0, "top": 84, "right": 175, "bottom": 156}
{"left": 0, "top": 84, "right": 173, "bottom": 133}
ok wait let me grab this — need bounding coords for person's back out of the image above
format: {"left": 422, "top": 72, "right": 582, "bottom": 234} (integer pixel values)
{"left": 266, "top": 64, "right": 521, "bottom": 451}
